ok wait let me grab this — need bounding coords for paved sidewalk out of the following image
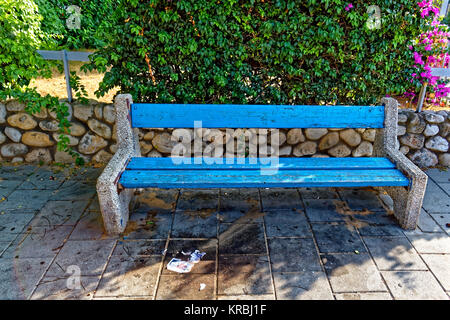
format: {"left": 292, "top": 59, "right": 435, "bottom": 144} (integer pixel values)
{"left": 0, "top": 164, "right": 449, "bottom": 300}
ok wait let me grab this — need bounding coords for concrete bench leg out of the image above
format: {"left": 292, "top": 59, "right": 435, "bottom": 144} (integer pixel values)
{"left": 96, "top": 94, "right": 141, "bottom": 235}
{"left": 381, "top": 179, "right": 427, "bottom": 229}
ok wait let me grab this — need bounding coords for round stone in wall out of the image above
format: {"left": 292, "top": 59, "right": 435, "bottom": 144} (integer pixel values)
{"left": 4, "top": 127, "right": 22, "bottom": 143}
{"left": 293, "top": 141, "right": 317, "bottom": 157}
{"left": 425, "top": 136, "right": 449, "bottom": 153}
{"left": 1, "top": 143, "right": 28, "bottom": 158}
{"left": 143, "top": 130, "right": 155, "bottom": 141}
{"left": 25, "top": 148, "right": 52, "bottom": 164}
{"left": 22, "top": 132, "right": 54, "bottom": 147}
{"left": 399, "top": 133, "right": 425, "bottom": 149}
{"left": 52, "top": 133, "right": 79, "bottom": 146}
{"left": 0, "top": 131, "right": 6, "bottom": 144}
{"left": 328, "top": 143, "right": 351, "bottom": 157}
{"left": 6, "top": 100, "right": 25, "bottom": 112}
{"left": 7, "top": 113, "right": 37, "bottom": 130}
{"left": 67, "top": 122, "right": 86, "bottom": 137}
{"left": 78, "top": 133, "right": 107, "bottom": 155}
{"left": 407, "top": 114, "right": 426, "bottom": 134}
{"left": 0, "top": 103, "right": 6, "bottom": 124}
{"left": 73, "top": 104, "right": 93, "bottom": 122}
{"left": 362, "top": 129, "right": 376, "bottom": 142}
{"left": 423, "top": 124, "right": 439, "bottom": 137}
{"left": 304, "top": 128, "right": 328, "bottom": 140}
{"left": 339, "top": 129, "right": 361, "bottom": 147}
{"left": 424, "top": 113, "right": 445, "bottom": 124}
{"left": 92, "top": 150, "right": 112, "bottom": 163}
{"left": 39, "top": 120, "right": 60, "bottom": 132}
{"left": 409, "top": 148, "right": 438, "bottom": 168}
{"left": 318, "top": 132, "right": 339, "bottom": 150}
{"left": 439, "top": 153, "right": 450, "bottom": 166}
{"left": 439, "top": 122, "right": 450, "bottom": 137}
{"left": 103, "top": 105, "right": 116, "bottom": 124}
{"left": 286, "top": 129, "right": 305, "bottom": 145}
{"left": 352, "top": 141, "right": 373, "bottom": 157}
{"left": 152, "top": 132, "right": 177, "bottom": 154}
{"left": 147, "top": 150, "right": 163, "bottom": 157}
{"left": 87, "top": 119, "right": 112, "bottom": 139}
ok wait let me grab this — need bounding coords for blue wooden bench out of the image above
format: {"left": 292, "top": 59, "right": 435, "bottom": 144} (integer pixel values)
{"left": 97, "top": 94, "right": 427, "bottom": 235}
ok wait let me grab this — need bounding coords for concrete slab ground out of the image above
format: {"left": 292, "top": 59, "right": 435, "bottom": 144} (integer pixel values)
{"left": 0, "top": 164, "right": 449, "bottom": 300}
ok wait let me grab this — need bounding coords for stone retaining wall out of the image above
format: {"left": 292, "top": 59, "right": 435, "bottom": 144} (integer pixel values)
{"left": 0, "top": 99, "right": 449, "bottom": 168}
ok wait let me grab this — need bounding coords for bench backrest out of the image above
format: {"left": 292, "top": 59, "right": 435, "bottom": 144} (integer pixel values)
{"left": 130, "top": 104, "right": 385, "bottom": 129}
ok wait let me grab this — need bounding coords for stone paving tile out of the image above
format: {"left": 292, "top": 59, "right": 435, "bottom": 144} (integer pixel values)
{"left": 322, "top": 253, "right": 387, "bottom": 292}
{"left": 426, "top": 168, "right": 450, "bottom": 184}
{"left": 334, "top": 292, "right": 392, "bottom": 300}
{"left": 217, "top": 294, "right": 275, "bottom": 300}
{"left": 156, "top": 274, "right": 215, "bottom": 300}
{"left": 69, "top": 210, "right": 111, "bottom": 241}
{"left": 0, "top": 180, "right": 24, "bottom": 190}
{"left": 405, "top": 231, "right": 450, "bottom": 254}
{"left": 3, "top": 226, "right": 72, "bottom": 259}
{"left": 303, "top": 199, "right": 345, "bottom": 222}
{"left": 264, "top": 210, "right": 311, "bottom": 238}
{"left": 51, "top": 180, "right": 96, "bottom": 201}
{"left": 419, "top": 209, "right": 444, "bottom": 233}
{"left": 422, "top": 180, "right": 450, "bottom": 213}
{"left": 218, "top": 255, "right": 273, "bottom": 295}
{"left": 134, "top": 189, "right": 179, "bottom": 213}
{"left": 268, "top": 238, "right": 321, "bottom": 272}
{"left": 122, "top": 211, "right": 172, "bottom": 240}
{"left": 219, "top": 223, "right": 266, "bottom": 255}
{"left": 311, "top": 223, "right": 366, "bottom": 253}
{"left": 273, "top": 271, "right": 333, "bottom": 300}
{"left": 163, "top": 239, "right": 216, "bottom": 275}
{"left": 338, "top": 188, "right": 385, "bottom": 212}
{"left": 31, "top": 276, "right": 99, "bottom": 300}
{"left": 0, "top": 241, "right": 11, "bottom": 256}
{"left": 0, "top": 189, "right": 53, "bottom": 212}
{"left": 63, "top": 166, "right": 103, "bottom": 182}
{"left": 0, "top": 257, "right": 52, "bottom": 299}
{"left": 260, "top": 188, "right": 303, "bottom": 211}
{"left": 17, "top": 168, "right": 66, "bottom": 190}
{"left": 46, "top": 240, "right": 116, "bottom": 277}
{"left": 430, "top": 213, "right": 450, "bottom": 235}
{"left": 220, "top": 189, "right": 260, "bottom": 212}
{"left": 176, "top": 189, "right": 218, "bottom": 212}
{"left": 31, "top": 200, "right": 89, "bottom": 227}
{"left": 363, "top": 237, "right": 427, "bottom": 271}
{"left": 382, "top": 271, "right": 448, "bottom": 300}
{"left": 113, "top": 240, "right": 166, "bottom": 257}
{"left": 421, "top": 254, "right": 450, "bottom": 291}
{"left": 171, "top": 211, "right": 217, "bottom": 239}
{"left": 0, "top": 212, "right": 34, "bottom": 234}
{"left": 0, "top": 165, "right": 36, "bottom": 180}
{"left": 438, "top": 183, "right": 450, "bottom": 195}
{"left": 298, "top": 187, "right": 339, "bottom": 200}
{"left": 95, "top": 255, "right": 161, "bottom": 297}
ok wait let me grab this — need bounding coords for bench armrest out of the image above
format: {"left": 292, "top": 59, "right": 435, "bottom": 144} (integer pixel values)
{"left": 385, "top": 147, "right": 428, "bottom": 188}
{"left": 97, "top": 145, "right": 136, "bottom": 188}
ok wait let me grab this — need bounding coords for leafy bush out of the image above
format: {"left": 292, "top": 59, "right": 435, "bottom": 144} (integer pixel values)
{"left": 86, "top": 0, "right": 425, "bottom": 105}
{"left": 0, "top": 0, "right": 84, "bottom": 164}
{"left": 36, "top": 0, "right": 119, "bottom": 50}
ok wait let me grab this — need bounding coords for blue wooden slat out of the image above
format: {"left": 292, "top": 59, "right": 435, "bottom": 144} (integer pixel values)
{"left": 126, "top": 157, "right": 396, "bottom": 171}
{"left": 119, "top": 169, "right": 409, "bottom": 188}
{"left": 131, "top": 104, "right": 385, "bottom": 129}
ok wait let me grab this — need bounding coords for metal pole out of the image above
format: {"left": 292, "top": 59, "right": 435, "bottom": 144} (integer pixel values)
{"left": 62, "top": 50, "right": 73, "bottom": 102}
{"left": 416, "top": 83, "right": 427, "bottom": 113}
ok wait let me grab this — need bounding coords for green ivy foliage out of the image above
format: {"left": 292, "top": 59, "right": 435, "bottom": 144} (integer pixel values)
{"left": 0, "top": 0, "right": 84, "bottom": 164}
{"left": 36, "top": 0, "right": 120, "bottom": 50}
{"left": 85, "top": 0, "right": 425, "bottom": 105}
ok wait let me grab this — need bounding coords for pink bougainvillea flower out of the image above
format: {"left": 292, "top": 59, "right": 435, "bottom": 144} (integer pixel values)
{"left": 345, "top": 3, "right": 353, "bottom": 11}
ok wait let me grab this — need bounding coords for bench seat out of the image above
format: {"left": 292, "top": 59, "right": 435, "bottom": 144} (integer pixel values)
{"left": 119, "top": 157, "right": 409, "bottom": 188}
{"left": 97, "top": 95, "right": 428, "bottom": 235}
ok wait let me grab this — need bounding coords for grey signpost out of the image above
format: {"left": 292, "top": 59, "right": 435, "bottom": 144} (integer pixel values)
{"left": 36, "top": 50, "right": 93, "bottom": 103}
